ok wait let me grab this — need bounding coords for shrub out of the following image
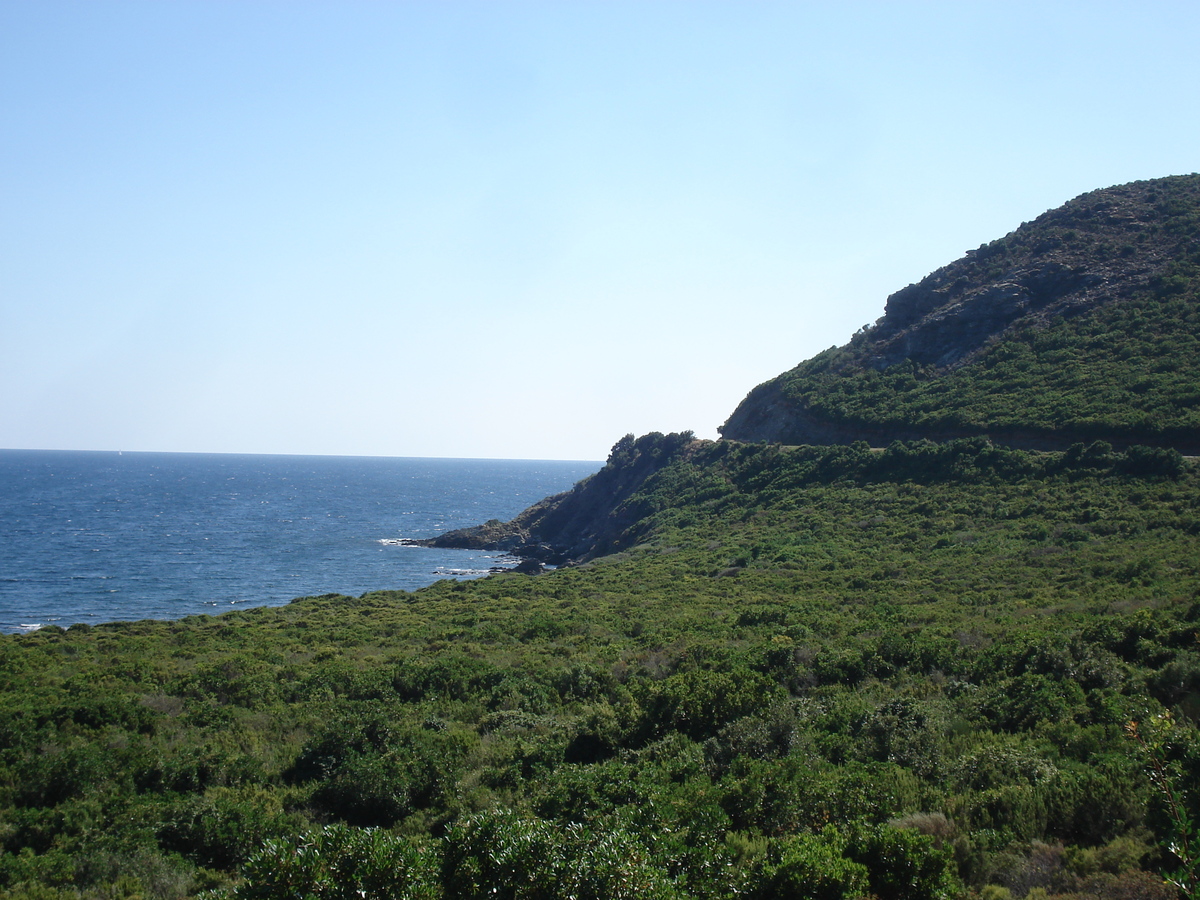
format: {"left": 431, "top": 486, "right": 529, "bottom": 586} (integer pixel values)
{"left": 440, "top": 809, "right": 678, "bottom": 900}
{"left": 745, "top": 828, "right": 869, "bottom": 900}
{"left": 229, "top": 824, "right": 438, "bottom": 900}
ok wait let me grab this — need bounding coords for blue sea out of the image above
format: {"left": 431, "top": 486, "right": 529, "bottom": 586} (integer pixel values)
{"left": 0, "top": 450, "right": 599, "bottom": 634}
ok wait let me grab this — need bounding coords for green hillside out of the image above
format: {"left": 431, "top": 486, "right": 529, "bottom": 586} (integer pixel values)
{"left": 721, "top": 175, "right": 1200, "bottom": 451}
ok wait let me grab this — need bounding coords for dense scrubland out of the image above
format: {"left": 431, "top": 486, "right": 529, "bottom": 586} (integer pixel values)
{"left": 1, "top": 436, "right": 1198, "bottom": 900}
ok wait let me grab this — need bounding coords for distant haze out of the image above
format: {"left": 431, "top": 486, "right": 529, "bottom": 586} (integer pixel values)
{"left": 3, "top": 1, "right": 1199, "bottom": 461}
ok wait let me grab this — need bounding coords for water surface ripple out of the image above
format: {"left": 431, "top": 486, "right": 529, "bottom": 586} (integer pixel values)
{"left": 0, "top": 450, "right": 598, "bottom": 633}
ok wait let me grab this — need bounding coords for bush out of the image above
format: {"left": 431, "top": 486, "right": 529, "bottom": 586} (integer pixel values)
{"left": 229, "top": 824, "right": 438, "bottom": 900}
{"left": 746, "top": 828, "right": 869, "bottom": 900}
{"left": 844, "top": 822, "right": 961, "bottom": 900}
{"left": 440, "top": 809, "right": 679, "bottom": 900}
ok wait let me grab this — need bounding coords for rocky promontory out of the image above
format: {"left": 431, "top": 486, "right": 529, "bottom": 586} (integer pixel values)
{"left": 413, "top": 431, "right": 696, "bottom": 565}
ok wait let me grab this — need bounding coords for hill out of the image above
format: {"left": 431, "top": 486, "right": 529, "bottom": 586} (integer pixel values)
{"left": 721, "top": 174, "right": 1200, "bottom": 451}
{"left": 415, "top": 430, "right": 697, "bottom": 564}
{"left": 425, "top": 176, "right": 1200, "bottom": 569}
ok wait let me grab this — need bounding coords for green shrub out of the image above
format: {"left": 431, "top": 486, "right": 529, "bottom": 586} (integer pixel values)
{"left": 440, "top": 809, "right": 678, "bottom": 900}
{"left": 229, "top": 824, "right": 438, "bottom": 900}
{"left": 746, "top": 828, "right": 869, "bottom": 900}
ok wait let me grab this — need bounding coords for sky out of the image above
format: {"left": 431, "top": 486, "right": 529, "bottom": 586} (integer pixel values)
{"left": 2, "top": 1, "right": 1198, "bottom": 462}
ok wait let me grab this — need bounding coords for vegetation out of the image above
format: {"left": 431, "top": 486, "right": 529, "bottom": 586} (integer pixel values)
{"left": 768, "top": 288, "right": 1200, "bottom": 444}
{"left": 1, "top": 435, "right": 1198, "bottom": 899}
{"left": 721, "top": 174, "right": 1200, "bottom": 449}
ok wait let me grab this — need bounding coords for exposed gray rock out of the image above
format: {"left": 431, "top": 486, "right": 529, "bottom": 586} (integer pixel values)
{"left": 418, "top": 431, "right": 695, "bottom": 564}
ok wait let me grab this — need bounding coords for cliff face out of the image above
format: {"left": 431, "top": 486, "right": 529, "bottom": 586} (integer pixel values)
{"left": 418, "top": 431, "right": 695, "bottom": 564}
{"left": 721, "top": 174, "right": 1200, "bottom": 450}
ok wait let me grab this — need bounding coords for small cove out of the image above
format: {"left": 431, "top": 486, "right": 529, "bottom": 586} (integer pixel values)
{"left": 0, "top": 450, "right": 598, "bottom": 633}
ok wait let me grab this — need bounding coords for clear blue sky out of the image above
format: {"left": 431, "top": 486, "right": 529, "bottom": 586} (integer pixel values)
{"left": 2, "top": 1, "right": 1197, "bottom": 461}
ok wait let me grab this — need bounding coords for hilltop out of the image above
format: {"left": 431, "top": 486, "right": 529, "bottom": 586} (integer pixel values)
{"left": 721, "top": 174, "right": 1200, "bottom": 451}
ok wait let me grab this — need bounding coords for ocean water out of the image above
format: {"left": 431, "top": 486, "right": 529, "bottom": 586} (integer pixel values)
{"left": 0, "top": 450, "right": 598, "bottom": 634}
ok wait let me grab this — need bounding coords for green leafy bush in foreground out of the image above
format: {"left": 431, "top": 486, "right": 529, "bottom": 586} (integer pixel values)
{"left": 229, "top": 824, "right": 437, "bottom": 900}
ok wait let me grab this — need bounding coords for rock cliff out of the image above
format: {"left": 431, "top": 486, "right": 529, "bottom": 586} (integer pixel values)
{"left": 415, "top": 431, "right": 695, "bottom": 564}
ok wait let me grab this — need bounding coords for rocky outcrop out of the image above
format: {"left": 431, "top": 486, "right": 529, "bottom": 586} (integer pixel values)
{"left": 867, "top": 263, "right": 1102, "bottom": 371}
{"left": 415, "top": 431, "right": 696, "bottom": 566}
{"left": 868, "top": 177, "right": 1194, "bottom": 370}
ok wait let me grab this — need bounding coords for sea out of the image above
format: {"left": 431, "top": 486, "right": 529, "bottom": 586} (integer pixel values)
{"left": 0, "top": 449, "right": 599, "bottom": 634}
